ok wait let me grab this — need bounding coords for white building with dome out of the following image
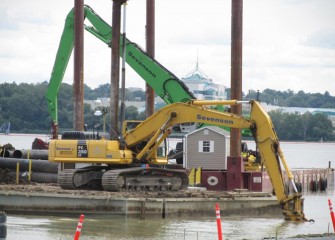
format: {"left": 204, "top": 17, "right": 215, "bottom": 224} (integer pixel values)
{"left": 181, "top": 63, "right": 227, "bottom": 100}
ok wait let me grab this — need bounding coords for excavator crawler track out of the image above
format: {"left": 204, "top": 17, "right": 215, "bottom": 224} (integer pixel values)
{"left": 58, "top": 167, "right": 104, "bottom": 190}
{"left": 58, "top": 169, "right": 77, "bottom": 190}
{"left": 102, "top": 167, "right": 189, "bottom": 192}
{"left": 58, "top": 167, "right": 189, "bottom": 192}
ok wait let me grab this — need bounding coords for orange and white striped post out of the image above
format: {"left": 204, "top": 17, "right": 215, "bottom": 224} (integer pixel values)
{"left": 74, "top": 214, "right": 85, "bottom": 240}
{"left": 215, "top": 203, "right": 223, "bottom": 240}
{"left": 328, "top": 199, "right": 335, "bottom": 232}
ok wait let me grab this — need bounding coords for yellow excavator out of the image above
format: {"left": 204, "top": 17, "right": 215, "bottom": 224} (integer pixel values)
{"left": 49, "top": 100, "right": 309, "bottom": 221}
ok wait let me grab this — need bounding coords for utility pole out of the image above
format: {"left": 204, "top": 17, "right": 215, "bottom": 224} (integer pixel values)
{"left": 73, "top": 0, "right": 84, "bottom": 133}
{"left": 120, "top": 2, "right": 127, "bottom": 134}
{"left": 111, "top": 0, "right": 127, "bottom": 136}
{"left": 230, "top": 0, "right": 243, "bottom": 157}
{"left": 145, "top": 0, "right": 155, "bottom": 117}
{"left": 66, "top": 0, "right": 84, "bottom": 170}
{"left": 227, "top": 0, "right": 243, "bottom": 191}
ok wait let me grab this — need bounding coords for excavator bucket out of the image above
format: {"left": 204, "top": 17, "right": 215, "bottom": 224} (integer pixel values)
{"left": 281, "top": 194, "right": 311, "bottom": 222}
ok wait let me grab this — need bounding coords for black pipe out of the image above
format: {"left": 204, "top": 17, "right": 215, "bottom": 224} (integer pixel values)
{"left": 0, "top": 150, "right": 13, "bottom": 158}
{"left": 8, "top": 171, "right": 58, "bottom": 183}
{"left": 0, "top": 211, "right": 6, "bottom": 239}
{"left": 0, "top": 157, "right": 58, "bottom": 173}
{"left": 13, "top": 149, "right": 48, "bottom": 160}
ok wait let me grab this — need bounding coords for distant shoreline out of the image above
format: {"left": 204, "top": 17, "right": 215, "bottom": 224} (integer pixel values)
{"left": 2, "top": 133, "right": 335, "bottom": 144}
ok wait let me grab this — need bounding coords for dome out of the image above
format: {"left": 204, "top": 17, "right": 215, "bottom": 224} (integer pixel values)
{"left": 182, "top": 62, "right": 212, "bottom": 82}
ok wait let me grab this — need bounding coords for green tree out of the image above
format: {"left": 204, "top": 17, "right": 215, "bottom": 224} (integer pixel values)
{"left": 306, "top": 113, "right": 335, "bottom": 141}
{"left": 269, "top": 110, "right": 335, "bottom": 141}
{"left": 1, "top": 81, "right": 334, "bottom": 139}
{"left": 125, "top": 106, "right": 139, "bottom": 120}
{"left": 301, "top": 112, "right": 311, "bottom": 141}
{"left": 286, "top": 91, "right": 308, "bottom": 107}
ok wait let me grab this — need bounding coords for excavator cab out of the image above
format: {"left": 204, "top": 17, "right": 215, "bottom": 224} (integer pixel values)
{"left": 122, "top": 120, "right": 168, "bottom": 160}
{"left": 122, "top": 120, "right": 142, "bottom": 135}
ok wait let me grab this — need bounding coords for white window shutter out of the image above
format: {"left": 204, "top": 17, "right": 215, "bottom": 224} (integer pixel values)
{"left": 198, "top": 141, "right": 203, "bottom": 152}
{"left": 210, "top": 141, "right": 214, "bottom": 152}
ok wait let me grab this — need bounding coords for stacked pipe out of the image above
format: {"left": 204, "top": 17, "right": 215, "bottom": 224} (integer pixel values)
{"left": 0, "top": 149, "right": 13, "bottom": 158}
{"left": 0, "top": 211, "right": 6, "bottom": 239}
{"left": 1, "top": 149, "right": 48, "bottom": 160}
{"left": 12, "top": 149, "right": 48, "bottom": 160}
{"left": 0, "top": 149, "right": 58, "bottom": 183}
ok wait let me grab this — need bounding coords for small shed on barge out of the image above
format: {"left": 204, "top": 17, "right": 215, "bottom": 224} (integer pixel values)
{"left": 183, "top": 126, "right": 230, "bottom": 170}
{"left": 182, "top": 126, "right": 273, "bottom": 192}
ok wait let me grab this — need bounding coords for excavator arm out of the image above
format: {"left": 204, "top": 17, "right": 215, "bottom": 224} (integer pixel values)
{"left": 46, "top": 5, "right": 195, "bottom": 138}
{"left": 249, "top": 101, "right": 307, "bottom": 221}
{"left": 123, "top": 100, "right": 308, "bottom": 221}
{"left": 124, "top": 100, "right": 252, "bottom": 147}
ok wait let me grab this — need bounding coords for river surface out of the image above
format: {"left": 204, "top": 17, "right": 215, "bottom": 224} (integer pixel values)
{"left": 1, "top": 133, "right": 334, "bottom": 169}
{"left": 1, "top": 134, "right": 335, "bottom": 239}
{"left": 4, "top": 193, "right": 334, "bottom": 240}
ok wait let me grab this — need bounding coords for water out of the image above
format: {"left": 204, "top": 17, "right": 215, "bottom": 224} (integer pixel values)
{"left": 244, "top": 140, "right": 335, "bottom": 169}
{"left": 4, "top": 193, "right": 334, "bottom": 239}
{"left": 168, "top": 139, "right": 335, "bottom": 169}
{"left": 0, "top": 133, "right": 50, "bottom": 150}
{"left": 1, "top": 134, "right": 334, "bottom": 169}
{"left": 1, "top": 134, "right": 335, "bottom": 239}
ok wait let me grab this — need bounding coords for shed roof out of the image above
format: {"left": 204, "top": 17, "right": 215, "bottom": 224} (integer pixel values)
{"left": 184, "top": 126, "right": 230, "bottom": 137}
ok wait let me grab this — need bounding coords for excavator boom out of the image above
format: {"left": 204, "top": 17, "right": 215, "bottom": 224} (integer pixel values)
{"left": 46, "top": 5, "right": 195, "bottom": 138}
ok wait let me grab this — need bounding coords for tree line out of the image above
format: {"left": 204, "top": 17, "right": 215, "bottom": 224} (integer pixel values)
{"left": 0, "top": 82, "right": 334, "bottom": 141}
{"left": 245, "top": 89, "right": 335, "bottom": 108}
{"left": 268, "top": 110, "right": 334, "bottom": 141}
{"left": 0, "top": 82, "right": 144, "bottom": 133}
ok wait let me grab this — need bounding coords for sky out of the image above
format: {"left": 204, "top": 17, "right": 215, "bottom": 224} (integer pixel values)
{"left": 0, "top": 0, "right": 335, "bottom": 96}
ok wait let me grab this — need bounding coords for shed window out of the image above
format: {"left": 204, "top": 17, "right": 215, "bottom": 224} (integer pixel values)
{"left": 198, "top": 140, "right": 214, "bottom": 153}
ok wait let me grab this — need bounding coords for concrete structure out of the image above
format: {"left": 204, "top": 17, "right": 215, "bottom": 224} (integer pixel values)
{"left": 0, "top": 191, "right": 280, "bottom": 218}
{"left": 289, "top": 168, "right": 331, "bottom": 193}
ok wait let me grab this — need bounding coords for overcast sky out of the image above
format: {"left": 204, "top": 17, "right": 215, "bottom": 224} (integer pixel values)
{"left": 1, "top": 0, "right": 335, "bottom": 96}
